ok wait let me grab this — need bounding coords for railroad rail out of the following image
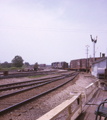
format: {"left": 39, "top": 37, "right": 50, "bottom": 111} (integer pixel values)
{"left": 0, "top": 73, "right": 73, "bottom": 98}
{"left": 0, "top": 72, "right": 79, "bottom": 115}
{"left": 0, "top": 70, "right": 62, "bottom": 79}
{"left": 0, "top": 74, "right": 66, "bottom": 91}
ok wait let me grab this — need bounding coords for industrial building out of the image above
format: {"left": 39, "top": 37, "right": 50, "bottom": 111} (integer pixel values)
{"left": 91, "top": 54, "right": 107, "bottom": 78}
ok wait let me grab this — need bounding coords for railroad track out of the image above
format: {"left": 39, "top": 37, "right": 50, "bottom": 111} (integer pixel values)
{"left": 0, "top": 70, "right": 60, "bottom": 79}
{"left": 0, "top": 74, "right": 65, "bottom": 91}
{"left": 0, "top": 72, "right": 79, "bottom": 115}
{"left": 0, "top": 74, "right": 71, "bottom": 97}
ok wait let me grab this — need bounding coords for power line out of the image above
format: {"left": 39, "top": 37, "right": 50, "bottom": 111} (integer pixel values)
{"left": 0, "top": 25, "right": 107, "bottom": 33}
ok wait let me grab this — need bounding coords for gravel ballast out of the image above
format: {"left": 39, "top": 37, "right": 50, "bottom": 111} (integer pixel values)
{"left": 0, "top": 72, "right": 97, "bottom": 120}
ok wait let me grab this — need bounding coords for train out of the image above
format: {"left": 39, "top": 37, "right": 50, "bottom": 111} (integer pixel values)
{"left": 70, "top": 57, "right": 101, "bottom": 72}
{"left": 51, "top": 57, "right": 101, "bottom": 71}
{"left": 51, "top": 62, "right": 68, "bottom": 69}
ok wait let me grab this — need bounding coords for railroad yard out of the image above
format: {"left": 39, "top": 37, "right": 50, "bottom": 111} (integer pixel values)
{"left": 0, "top": 69, "right": 97, "bottom": 120}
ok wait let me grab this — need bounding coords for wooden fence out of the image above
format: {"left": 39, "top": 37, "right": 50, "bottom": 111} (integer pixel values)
{"left": 85, "top": 80, "right": 99, "bottom": 104}
{"left": 37, "top": 93, "right": 82, "bottom": 120}
{"left": 37, "top": 79, "right": 99, "bottom": 120}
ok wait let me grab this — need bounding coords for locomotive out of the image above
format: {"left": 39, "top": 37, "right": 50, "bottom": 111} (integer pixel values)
{"left": 51, "top": 62, "right": 68, "bottom": 69}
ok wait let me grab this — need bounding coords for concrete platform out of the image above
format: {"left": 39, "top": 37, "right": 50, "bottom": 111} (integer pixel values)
{"left": 76, "top": 88, "right": 107, "bottom": 120}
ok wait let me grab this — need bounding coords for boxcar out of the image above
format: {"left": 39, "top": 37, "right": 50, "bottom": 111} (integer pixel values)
{"left": 70, "top": 59, "right": 81, "bottom": 70}
{"left": 70, "top": 57, "right": 101, "bottom": 72}
{"left": 61, "top": 62, "right": 68, "bottom": 69}
{"left": 81, "top": 59, "right": 87, "bottom": 71}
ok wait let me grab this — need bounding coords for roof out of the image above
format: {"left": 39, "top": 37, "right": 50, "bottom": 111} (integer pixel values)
{"left": 92, "top": 57, "right": 107, "bottom": 64}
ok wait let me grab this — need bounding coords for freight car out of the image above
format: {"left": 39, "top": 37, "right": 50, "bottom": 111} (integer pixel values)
{"left": 51, "top": 62, "right": 68, "bottom": 69}
{"left": 70, "top": 57, "right": 100, "bottom": 72}
{"left": 51, "top": 62, "right": 59, "bottom": 69}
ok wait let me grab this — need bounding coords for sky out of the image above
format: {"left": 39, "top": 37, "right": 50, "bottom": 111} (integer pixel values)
{"left": 0, "top": 0, "right": 107, "bottom": 65}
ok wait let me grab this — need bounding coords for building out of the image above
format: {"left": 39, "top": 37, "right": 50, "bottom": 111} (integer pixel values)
{"left": 91, "top": 56, "right": 107, "bottom": 78}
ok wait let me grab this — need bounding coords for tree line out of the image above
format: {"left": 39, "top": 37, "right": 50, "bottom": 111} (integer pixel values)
{"left": 0, "top": 55, "right": 30, "bottom": 70}
{"left": 0, "top": 55, "right": 39, "bottom": 71}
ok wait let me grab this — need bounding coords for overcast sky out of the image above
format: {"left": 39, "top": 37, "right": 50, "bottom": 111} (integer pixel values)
{"left": 0, "top": 0, "right": 107, "bottom": 65}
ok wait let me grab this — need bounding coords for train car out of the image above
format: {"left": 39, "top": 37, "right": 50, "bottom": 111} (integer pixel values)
{"left": 70, "top": 57, "right": 101, "bottom": 72}
{"left": 70, "top": 59, "right": 81, "bottom": 70}
{"left": 51, "top": 62, "right": 68, "bottom": 69}
{"left": 76, "top": 59, "right": 81, "bottom": 70}
{"left": 70, "top": 60, "right": 75, "bottom": 69}
{"left": 81, "top": 59, "right": 87, "bottom": 71}
{"left": 57, "top": 62, "right": 62, "bottom": 69}
{"left": 61, "top": 62, "right": 68, "bottom": 69}
{"left": 51, "top": 62, "right": 59, "bottom": 69}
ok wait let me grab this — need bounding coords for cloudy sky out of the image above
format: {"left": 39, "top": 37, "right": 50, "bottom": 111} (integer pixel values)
{"left": 0, "top": 0, "right": 107, "bottom": 65}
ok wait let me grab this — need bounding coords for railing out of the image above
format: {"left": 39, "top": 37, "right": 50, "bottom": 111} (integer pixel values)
{"left": 37, "top": 93, "right": 82, "bottom": 120}
{"left": 37, "top": 80, "right": 100, "bottom": 120}
{"left": 85, "top": 80, "right": 99, "bottom": 104}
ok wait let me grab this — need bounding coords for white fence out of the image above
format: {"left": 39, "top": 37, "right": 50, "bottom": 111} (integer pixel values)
{"left": 85, "top": 80, "right": 99, "bottom": 104}
{"left": 37, "top": 80, "right": 99, "bottom": 120}
{"left": 37, "top": 93, "right": 82, "bottom": 120}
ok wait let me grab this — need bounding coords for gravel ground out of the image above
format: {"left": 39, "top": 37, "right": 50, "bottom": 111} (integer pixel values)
{"left": 0, "top": 72, "right": 97, "bottom": 120}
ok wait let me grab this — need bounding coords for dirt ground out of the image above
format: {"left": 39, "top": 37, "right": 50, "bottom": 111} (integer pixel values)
{"left": 0, "top": 72, "right": 98, "bottom": 120}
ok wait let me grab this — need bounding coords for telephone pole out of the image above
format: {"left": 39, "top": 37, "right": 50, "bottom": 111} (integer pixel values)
{"left": 86, "top": 45, "right": 89, "bottom": 72}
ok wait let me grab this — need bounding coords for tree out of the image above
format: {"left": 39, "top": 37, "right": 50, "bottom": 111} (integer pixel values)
{"left": 34, "top": 62, "right": 38, "bottom": 71}
{"left": 12, "top": 55, "right": 24, "bottom": 67}
{"left": 1, "top": 61, "right": 12, "bottom": 68}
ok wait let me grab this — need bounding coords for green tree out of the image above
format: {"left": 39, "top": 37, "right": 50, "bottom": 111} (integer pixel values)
{"left": 12, "top": 55, "right": 24, "bottom": 67}
{"left": 34, "top": 62, "right": 38, "bottom": 71}
{"left": 0, "top": 64, "right": 2, "bottom": 70}
{"left": 1, "top": 61, "right": 12, "bottom": 68}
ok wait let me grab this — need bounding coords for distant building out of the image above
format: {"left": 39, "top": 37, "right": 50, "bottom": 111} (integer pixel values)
{"left": 91, "top": 56, "right": 107, "bottom": 78}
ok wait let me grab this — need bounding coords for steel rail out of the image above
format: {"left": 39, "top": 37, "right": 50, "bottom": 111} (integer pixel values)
{"left": 0, "top": 70, "right": 69, "bottom": 79}
{"left": 0, "top": 72, "right": 75, "bottom": 90}
{"left": 0, "top": 70, "right": 57, "bottom": 79}
{"left": 0, "top": 74, "right": 63, "bottom": 87}
{"left": 0, "top": 75, "right": 65, "bottom": 91}
{"left": 0, "top": 79, "right": 55, "bottom": 91}
{"left": 0, "top": 72, "right": 79, "bottom": 115}
{"left": 0, "top": 73, "right": 74, "bottom": 99}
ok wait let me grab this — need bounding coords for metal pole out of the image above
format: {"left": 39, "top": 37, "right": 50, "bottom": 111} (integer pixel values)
{"left": 90, "top": 35, "right": 97, "bottom": 62}
{"left": 86, "top": 45, "right": 89, "bottom": 72}
{"left": 106, "top": 48, "right": 107, "bottom": 69}
{"left": 93, "top": 42, "right": 95, "bottom": 62}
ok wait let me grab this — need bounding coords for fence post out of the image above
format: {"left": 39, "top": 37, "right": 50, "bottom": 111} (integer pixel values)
{"left": 67, "top": 106, "right": 71, "bottom": 120}
{"left": 85, "top": 89, "right": 87, "bottom": 104}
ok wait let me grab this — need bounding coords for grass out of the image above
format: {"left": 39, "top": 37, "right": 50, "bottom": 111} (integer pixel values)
{"left": 0, "top": 67, "right": 23, "bottom": 71}
{"left": 28, "top": 75, "right": 47, "bottom": 78}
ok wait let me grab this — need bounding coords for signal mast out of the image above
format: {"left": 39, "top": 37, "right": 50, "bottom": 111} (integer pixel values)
{"left": 90, "top": 35, "right": 97, "bottom": 62}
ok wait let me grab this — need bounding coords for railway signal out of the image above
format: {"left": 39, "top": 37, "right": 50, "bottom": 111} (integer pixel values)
{"left": 90, "top": 35, "right": 97, "bottom": 62}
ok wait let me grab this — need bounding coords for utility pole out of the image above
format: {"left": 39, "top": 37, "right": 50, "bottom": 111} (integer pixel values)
{"left": 86, "top": 45, "right": 89, "bottom": 72}
{"left": 106, "top": 48, "right": 107, "bottom": 69}
{"left": 90, "top": 35, "right": 97, "bottom": 62}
